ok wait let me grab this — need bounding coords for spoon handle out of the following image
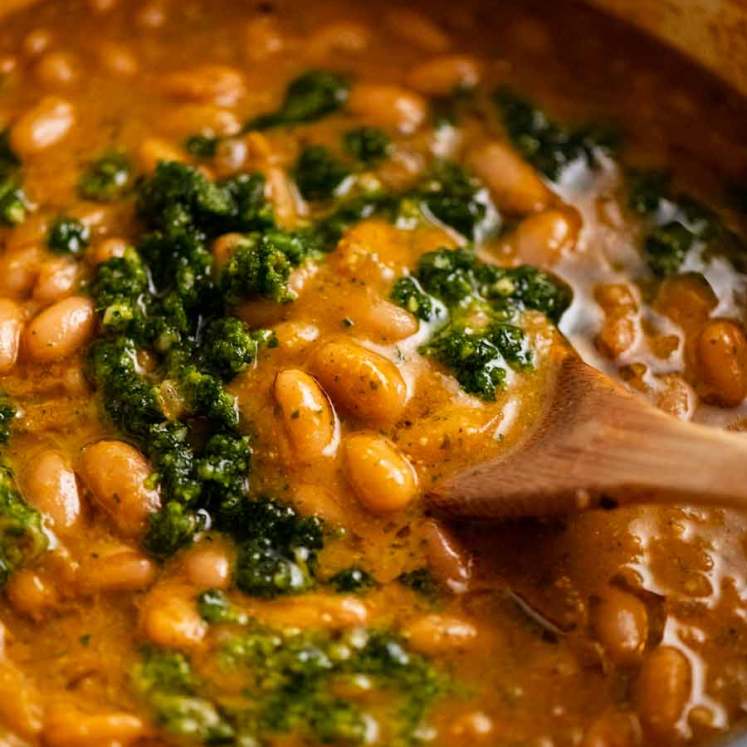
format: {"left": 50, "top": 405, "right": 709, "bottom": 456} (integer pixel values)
{"left": 429, "top": 356, "right": 747, "bottom": 519}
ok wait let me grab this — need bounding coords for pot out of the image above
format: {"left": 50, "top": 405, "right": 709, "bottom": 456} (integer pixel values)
{"left": 586, "top": 0, "right": 747, "bottom": 95}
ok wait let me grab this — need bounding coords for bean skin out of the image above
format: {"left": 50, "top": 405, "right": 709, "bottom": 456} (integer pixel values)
{"left": 274, "top": 369, "right": 339, "bottom": 460}
{"left": 10, "top": 96, "right": 75, "bottom": 156}
{"left": 594, "top": 284, "right": 639, "bottom": 360}
{"left": 404, "top": 613, "right": 478, "bottom": 654}
{"left": 43, "top": 705, "right": 145, "bottom": 747}
{"left": 160, "top": 103, "right": 240, "bottom": 139}
{"left": 87, "top": 237, "right": 128, "bottom": 265}
{"left": 697, "top": 319, "right": 747, "bottom": 407}
{"left": 32, "top": 256, "right": 79, "bottom": 305}
{"left": 346, "top": 292, "right": 419, "bottom": 342}
{"left": 344, "top": 432, "right": 418, "bottom": 514}
{"left": 0, "top": 244, "right": 42, "bottom": 298}
{"left": 182, "top": 540, "right": 232, "bottom": 589}
{"left": 384, "top": 8, "right": 451, "bottom": 51}
{"left": 347, "top": 83, "right": 427, "bottom": 134}
{"left": 159, "top": 64, "right": 245, "bottom": 106}
{"left": 137, "top": 136, "right": 186, "bottom": 172}
{"left": 308, "top": 21, "right": 371, "bottom": 57}
{"left": 449, "top": 711, "right": 494, "bottom": 741}
{"left": 468, "top": 140, "right": 552, "bottom": 214}
{"left": 139, "top": 583, "right": 207, "bottom": 649}
{"left": 5, "top": 569, "right": 58, "bottom": 621}
{"left": 264, "top": 593, "right": 369, "bottom": 630}
{"left": 310, "top": 339, "right": 408, "bottom": 425}
{"left": 22, "top": 28, "right": 53, "bottom": 58}
{"left": 635, "top": 646, "right": 691, "bottom": 740}
{"left": 23, "top": 296, "right": 95, "bottom": 363}
{"left": 21, "top": 450, "right": 82, "bottom": 536}
{"left": 79, "top": 440, "right": 161, "bottom": 538}
{"left": 506, "top": 207, "right": 581, "bottom": 266}
{"left": 244, "top": 16, "right": 285, "bottom": 62}
{"left": 78, "top": 548, "right": 156, "bottom": 594}
{"left": 654, "top": 273, "right": 717, "bottom": 333}
{"left": 96, "top": 40, "right": 138, "bottom": 76}
{"left": 0, "top": 660, "right": 42, "bottom": 739}
{"left": 0, "top": 299, "right": 24, "bottom": 374}
{"left": 35, "top": 51, "right": 78, "bottom": 87}
{"left": 591, "top": 587, "right": 648, "bottom": 666}
{"left": 407, "top": 54, "right": 482, "bottom": 96}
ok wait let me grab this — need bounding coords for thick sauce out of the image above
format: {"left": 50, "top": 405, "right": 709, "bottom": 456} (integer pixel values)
{"left": 0, "top": 1, "right": 744, "bottom": 746}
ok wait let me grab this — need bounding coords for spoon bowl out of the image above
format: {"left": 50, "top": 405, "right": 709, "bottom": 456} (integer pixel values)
{"left": 429, "top": 353, "right": 747, "bottom": 519}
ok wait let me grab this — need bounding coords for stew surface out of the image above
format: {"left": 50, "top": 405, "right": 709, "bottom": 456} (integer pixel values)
{"left": 0, "top": 0, "right": 746, "bottom": 745}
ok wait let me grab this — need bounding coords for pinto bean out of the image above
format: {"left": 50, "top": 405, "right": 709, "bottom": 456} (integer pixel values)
{"left": 635, "top": 646, "right": 691, "bottom": 740}
{"left": 33, "top": 256, "right": 79, "bottom": 305}
{"left": 160, "top": 104, "right": 240, "bottom": 139}
{"left": 159, "top": 64, "right": 245, "bottom": 106}
{"left": 79, "top": 440, "right": 161, "bottom": 538}
{"left": 0, "top": 248, "right": 39, "bottom": 299}
{"left": 43, "top": 705, "right": 145, "bottom": 747}
{"left": 308, "top": 21, "right": 370, "bottom": 57}
{"left": 78, "top": 548, "right": 156, "bottom": 594}
{"left": 310, "top": 339, "right": 408, "bottom": 424}
{"left": 654, "top": 273, "right": 717, "bottom": 333}
{"left": 22, "top": 29, "right": 53, "bottom": 58}
{"left": 274, "top": 369, "right": 339, "bottom": 460}
{"left": 697, "top": 319, "right": 747, "bottom": 407}
{"left": 0, "top": 661, "right": 42, "bottom": 738}
{"left": 10, "top": 96, "right": 75, "bottom": 156}
{"left": 24, "top": 296, "right": 94, "bottom": 363}
{"left": 404, "top": 613, "right": 478, "bottom": 654}
{"left": 137, "top": 137, "right": 186, "bottom": 172}
{"left": 595, "top": 283, "right": 639, "bottom": 360}
{"left": 96, "top": 41, "right": 138, "bottom": 76}
{"left": 182, "top": 540, "right": 232, "bottom": 589}
{"left": 384, "top": 8, "right": 451, "bottom": 51}
{"left": 407, "top": 55, "right": 482, "bottom": 96}
{"left": 87, "top": 0, "right": 118, "bottom": 12}
{"left": 88, "top": 237, "right": 128, "bottom": 265}
{"left": 351, "top": 293, "right": 419, "bottom": 342}
{"left": 0, "top": 299, "right": 24, "bottom": 374}
{"left": 467, "top": 140, "right": 552, "bottom": 214}
{"left": 244, "top": 16, "right": 285, "bottom": 62}
{"left": 35, "top": 51, "right": 78, "bottom": 87}
{"left": 265, "top": 166, "right": 299, "bottom": 228}
{"left": 5, "top": 569, "right": 59, "bottom": 620}
{"left": 334, "top": 218, "right": 412, "bottom": 284}
{"left": 139, "top": 583, "right": 207, "bottom": 648}
{"left": 344, "top": 432, "right": 418, "bottom": 513}
{"left": 272, "top": 321, "right": 320, "bottom": 352}
{"left": 591, "top": 587, "right": 648, "bottom": 666}
{"left": 449, "top": 711, "right": 494, "bottom": 741}
{"left": 21, "top": 450, "right": 81, "bottom": 535}
{"left": 264, "top": 593, "right": 369, "bottom": 630}
{"left": 506, "top": 207, "right": 581, "bottom": 266}
{"left": 211, "top": 232, "right": 243, "bottom": 268}
{"left": 136, "top": 1, "right": 166, "bottom": 29}
{"left": 347, "top": 83, "right": 427, "bottom": 134}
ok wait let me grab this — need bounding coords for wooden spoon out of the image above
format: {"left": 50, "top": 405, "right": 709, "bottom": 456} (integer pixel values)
{"left": 428, "top": 352, "right": 747, "bottom": 519}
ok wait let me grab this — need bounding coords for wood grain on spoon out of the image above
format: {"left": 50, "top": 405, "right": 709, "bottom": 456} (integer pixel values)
{"left": 429, "top": 352, "right": 747, "bottom": 519}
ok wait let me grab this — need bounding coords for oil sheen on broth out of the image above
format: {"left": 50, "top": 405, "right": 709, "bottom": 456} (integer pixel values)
{"left": 0, "top": 0, "right": 745, "bottom": 746}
